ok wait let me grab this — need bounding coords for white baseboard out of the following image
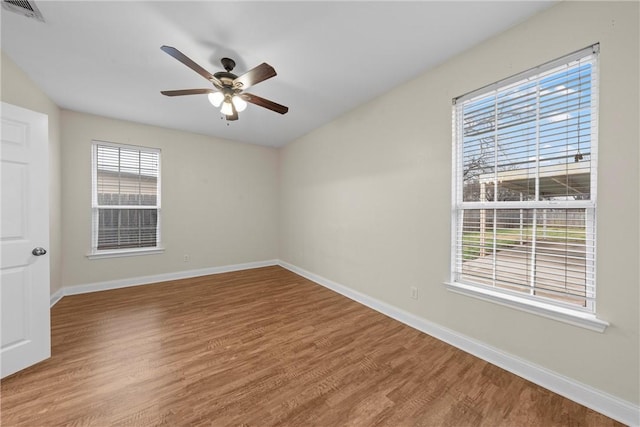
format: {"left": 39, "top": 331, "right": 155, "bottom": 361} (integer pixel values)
{"left": 54, "top": 259, "right": 278, "bottom": 299}
{"left": 277, "top": 260, "right": 639, "bottom": 427}
{"left": 50, "top": 288, "right": 64, "bottom": 307}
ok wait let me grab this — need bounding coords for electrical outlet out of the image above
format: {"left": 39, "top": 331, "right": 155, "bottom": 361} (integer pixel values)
{"left": 410, "top": 286, "right": 418, "bottom": 300}
{"left": 183, "top": 254, "right": 190, "bottom": 263}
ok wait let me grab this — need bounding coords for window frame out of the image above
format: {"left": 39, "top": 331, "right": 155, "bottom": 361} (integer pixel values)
{"left": 88, "top": 140, "right": 164, "bottom": 259}
{"left": 446, "top": 45, "right": 608, "bottom": 332}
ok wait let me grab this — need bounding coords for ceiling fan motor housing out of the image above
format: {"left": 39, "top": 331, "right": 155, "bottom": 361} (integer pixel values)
{"left": 220, "top": 57, "right": 236, "bottom": 72}
{"left": 213, "top": 71, "right": 238, "bottom": 84}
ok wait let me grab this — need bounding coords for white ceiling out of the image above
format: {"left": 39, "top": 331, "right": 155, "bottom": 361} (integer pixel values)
{"left": 2, "top": 1, "right": 555, "bottom": 147}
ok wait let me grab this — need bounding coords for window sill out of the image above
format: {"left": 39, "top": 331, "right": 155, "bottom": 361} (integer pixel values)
{"left": 444, "top": 281, "right": 609, "bottom": 333}
{"left": 86, "top": 247, "right": 165, "bottom": 260}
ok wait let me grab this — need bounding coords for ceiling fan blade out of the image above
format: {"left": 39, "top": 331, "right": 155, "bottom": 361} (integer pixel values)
{"left": 241, "top": 93, "right": 289, "bottom": 115}
{"left": 161, "top": 89, "right": 214, "bottom": 97}
{"left": 233, "top": 63, "right": 276, "bottom": 89}
{"left": 160, "top": 45, "right": 222, "bottom": 86}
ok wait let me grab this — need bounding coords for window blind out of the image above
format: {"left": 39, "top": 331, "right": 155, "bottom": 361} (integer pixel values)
{"left": 91, "top": 141, "right": 161, "bottom": 252}
{"left": 451, "top": 45, "right": 598, "bottom": 312}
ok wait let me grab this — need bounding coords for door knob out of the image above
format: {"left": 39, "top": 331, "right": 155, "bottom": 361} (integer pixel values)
{"left": 32, "top": 247, "right": 47, "bottom": 256}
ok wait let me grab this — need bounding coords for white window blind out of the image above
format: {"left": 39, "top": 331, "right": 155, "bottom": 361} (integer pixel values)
{"left": 451, "top": 45, "right": 598, "bottom": 312}
{"left": 91, "top": 141, "right": 161, "bottom": 252}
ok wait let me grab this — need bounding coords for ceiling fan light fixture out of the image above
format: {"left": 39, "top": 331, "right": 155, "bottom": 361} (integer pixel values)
{"left": 208, "top": 91, "right": 224, "bottom": 107}
{"left": 220, "top": 101, "right": 234, "bottom": 116}
{"left": 232, "top": 96, "right": 247, "bottom": 112}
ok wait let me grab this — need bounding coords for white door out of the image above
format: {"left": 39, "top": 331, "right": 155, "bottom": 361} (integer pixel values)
{"left": 0, "top": 102, "right": 50, "bottom": 378}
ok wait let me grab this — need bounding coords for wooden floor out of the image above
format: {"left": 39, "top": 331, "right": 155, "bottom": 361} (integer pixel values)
{"left": 1, "top": 266, "right": 620, "bottom": 426}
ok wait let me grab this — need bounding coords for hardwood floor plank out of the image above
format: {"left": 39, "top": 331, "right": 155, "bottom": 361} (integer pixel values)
{"left": 1, "top": 266, "right": 622, "bottom": 426}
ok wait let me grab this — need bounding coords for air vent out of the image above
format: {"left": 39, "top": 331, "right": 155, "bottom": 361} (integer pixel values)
{"left": 2, "top": 0, "right": 45, "bottom": 22}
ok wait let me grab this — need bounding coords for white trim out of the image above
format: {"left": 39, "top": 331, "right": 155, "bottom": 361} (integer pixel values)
{"left": 59, "top": 259, "right": 278, "bottom": 296}
{"left": 451, "top": 105, "right": 462, "bottom": 287}
{"left": 445, "top": 281, "right": 608, "bottom": 333}
{"left": 87, "top": 247, "right": 165, "bottom": 260}
{"left": 50, "top": 288, "right": 64, "bottom": 308}
{"left": 277, "top": 260, "right": 638, "bottom": 427}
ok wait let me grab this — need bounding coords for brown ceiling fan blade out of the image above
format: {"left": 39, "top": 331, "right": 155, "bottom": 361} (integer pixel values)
{"left": 161, "top": 89, "right": 214, "bottom": 96}
{"left": 160, "top": 45, "right": 221, "bottom": 86}
{"left": 241, "top": 93, "right": 289, "bottom": 115}
{"left": 233, "top": 63, "right": 276, "bottom": 89}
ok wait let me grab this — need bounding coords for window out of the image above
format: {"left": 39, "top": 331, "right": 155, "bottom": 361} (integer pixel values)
{"left": 449, "top": 45, "right": 604, "bottom": 326}
{"left": 90, "top": 141, "right": 162, "bottom": 257}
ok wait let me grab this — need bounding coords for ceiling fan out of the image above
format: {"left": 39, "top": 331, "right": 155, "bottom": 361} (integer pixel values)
{"left": 160, "top": 45, "right": 288, "bottom": 121}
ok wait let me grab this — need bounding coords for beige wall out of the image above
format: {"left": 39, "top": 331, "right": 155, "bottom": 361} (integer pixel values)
{"left": 1, "top": 51, "right": 63, "bottom": 295}
{"left": 61, "top": 110, "right": 279, "bottom": 287}
{"left": 279, "top": 1, "right": 639, "bottom": 405}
